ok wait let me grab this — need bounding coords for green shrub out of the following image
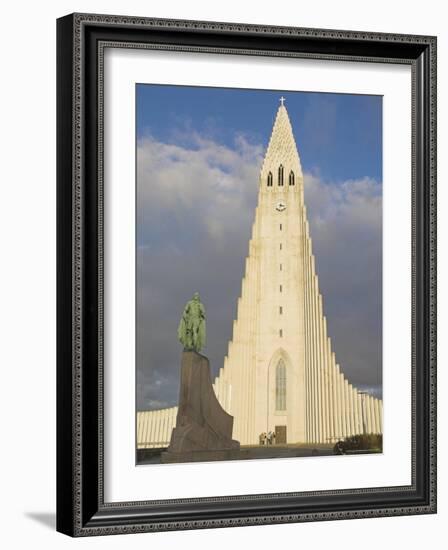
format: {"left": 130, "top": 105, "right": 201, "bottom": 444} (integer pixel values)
{"left": 333, "top": 433, "right": 382, "bottom": 454}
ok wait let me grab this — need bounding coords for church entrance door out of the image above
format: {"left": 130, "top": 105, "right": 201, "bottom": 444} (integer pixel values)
{"left": 275, "top": 425, "right": 287, "bottom": 445}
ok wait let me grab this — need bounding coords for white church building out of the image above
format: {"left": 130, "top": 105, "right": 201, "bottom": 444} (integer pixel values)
{"left": 137, "top": 100, "right": 383, "bottom": 448}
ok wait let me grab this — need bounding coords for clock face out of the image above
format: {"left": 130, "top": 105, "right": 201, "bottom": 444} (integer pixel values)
{"left": 276, "top": 201, "right": 287, "bottom": 212}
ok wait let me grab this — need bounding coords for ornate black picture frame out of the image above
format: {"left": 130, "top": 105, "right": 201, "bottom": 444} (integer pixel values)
{"left": 56, "top": 13, "right": 437, "bottom": 537}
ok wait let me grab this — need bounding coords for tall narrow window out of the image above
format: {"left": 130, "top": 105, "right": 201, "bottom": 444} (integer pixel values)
{"left": 279, "top": 243, "right": 282, "bottom": 250}
{"left": 278, "top": 164, "right": 284, "bottom": 186}
{"left": 279, "top": 224, "right": 282, "bottom": 231}
{"left": 279, "top": 329, "right": 283, "bottom": 338}
{"left": 280, "top": 263, "right": 282, "bottom": 271}
{"left": 279, "top": 285, "right": 282, "bottom": 293}
{"left": 279, "top": 306, "right": 283, "bottom": 314}
{"left": 289, "top": 170, "right": 295, "bottom": 186}
{"left": 267, "top": 172, "right": 273, "bottom": 187}
{"left": 276, "top": 359, "right": 287, "bottom": 410}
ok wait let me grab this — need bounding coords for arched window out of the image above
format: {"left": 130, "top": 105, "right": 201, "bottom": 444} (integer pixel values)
{"left": 276, "top": 359, "right": 287, "bottom": 410}
{"left": 278, "top": 165, "right": 284, "bottom": 186}
{"left": 267, "top": 172, "right": 273, "bottom": 187}
{"left": 289, "top": 171, "right": 295, "bottom": 186}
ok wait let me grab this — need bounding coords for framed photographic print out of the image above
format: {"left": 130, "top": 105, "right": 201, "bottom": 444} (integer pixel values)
{"left": 56, "top": 13, "right": 437, "bottom": 536}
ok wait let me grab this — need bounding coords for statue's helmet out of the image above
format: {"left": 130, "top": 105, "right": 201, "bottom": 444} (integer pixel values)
{"left": 193, "top": 292, "right": 200, "bottom": 300}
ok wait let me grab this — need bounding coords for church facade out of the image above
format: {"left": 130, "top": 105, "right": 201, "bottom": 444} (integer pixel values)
{"left": 137, "top": 101, "right": 383, "bottom": 449}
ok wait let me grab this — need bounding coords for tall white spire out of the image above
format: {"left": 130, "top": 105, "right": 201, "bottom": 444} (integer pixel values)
{"left": 261, "top": 100, "right": 303, "bottom": 180}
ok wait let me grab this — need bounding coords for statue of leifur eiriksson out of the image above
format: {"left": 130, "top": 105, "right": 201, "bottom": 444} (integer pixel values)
{"left": 177, "top": 292, "right": 206, "bottom": 352}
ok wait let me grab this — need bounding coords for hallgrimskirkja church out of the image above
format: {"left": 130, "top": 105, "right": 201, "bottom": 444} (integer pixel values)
{"left": 137, "top": 99, "right": 383, "bottom": 449}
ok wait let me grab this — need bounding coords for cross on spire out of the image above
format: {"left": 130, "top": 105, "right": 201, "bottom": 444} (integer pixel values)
{"left": 280, "top": 96, "right": 286, "bottom": 106}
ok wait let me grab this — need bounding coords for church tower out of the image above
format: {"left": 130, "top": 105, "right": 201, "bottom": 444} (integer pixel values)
{"left": 210, "top": 98, "right": 383, "bottom": 445}
{"left": 137, "top": 99, "right": 383, "bottom": 449}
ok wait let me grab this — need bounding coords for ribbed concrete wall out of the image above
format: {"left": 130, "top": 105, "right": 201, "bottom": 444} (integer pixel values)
{"left": 136, "top": 380, "right": 383, "bottom": 448}
{"left": 137, "top": 406, "right": 177, "bottom": 449}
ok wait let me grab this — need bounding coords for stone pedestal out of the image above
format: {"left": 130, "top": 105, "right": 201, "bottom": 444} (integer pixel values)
{"left": 161, "top": 351, "right": 239, "bottom": 463}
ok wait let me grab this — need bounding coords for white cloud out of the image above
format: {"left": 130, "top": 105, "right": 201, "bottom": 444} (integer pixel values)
{"left": 137, "top": 133, "right": 263, "bottom": 248}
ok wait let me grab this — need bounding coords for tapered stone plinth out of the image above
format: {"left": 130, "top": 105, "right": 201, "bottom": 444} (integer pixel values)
{"left": 161, "top": 351, "right": 239, "bottom": 463}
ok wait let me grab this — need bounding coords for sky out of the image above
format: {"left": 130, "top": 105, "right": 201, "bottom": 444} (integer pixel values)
{"left": 136, "top": 84, "right": 383, "bottom": 411}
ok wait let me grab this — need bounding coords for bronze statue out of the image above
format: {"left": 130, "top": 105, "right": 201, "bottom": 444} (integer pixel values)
{"left": 177, "top": 292, "right": 206, "bottom": 352}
